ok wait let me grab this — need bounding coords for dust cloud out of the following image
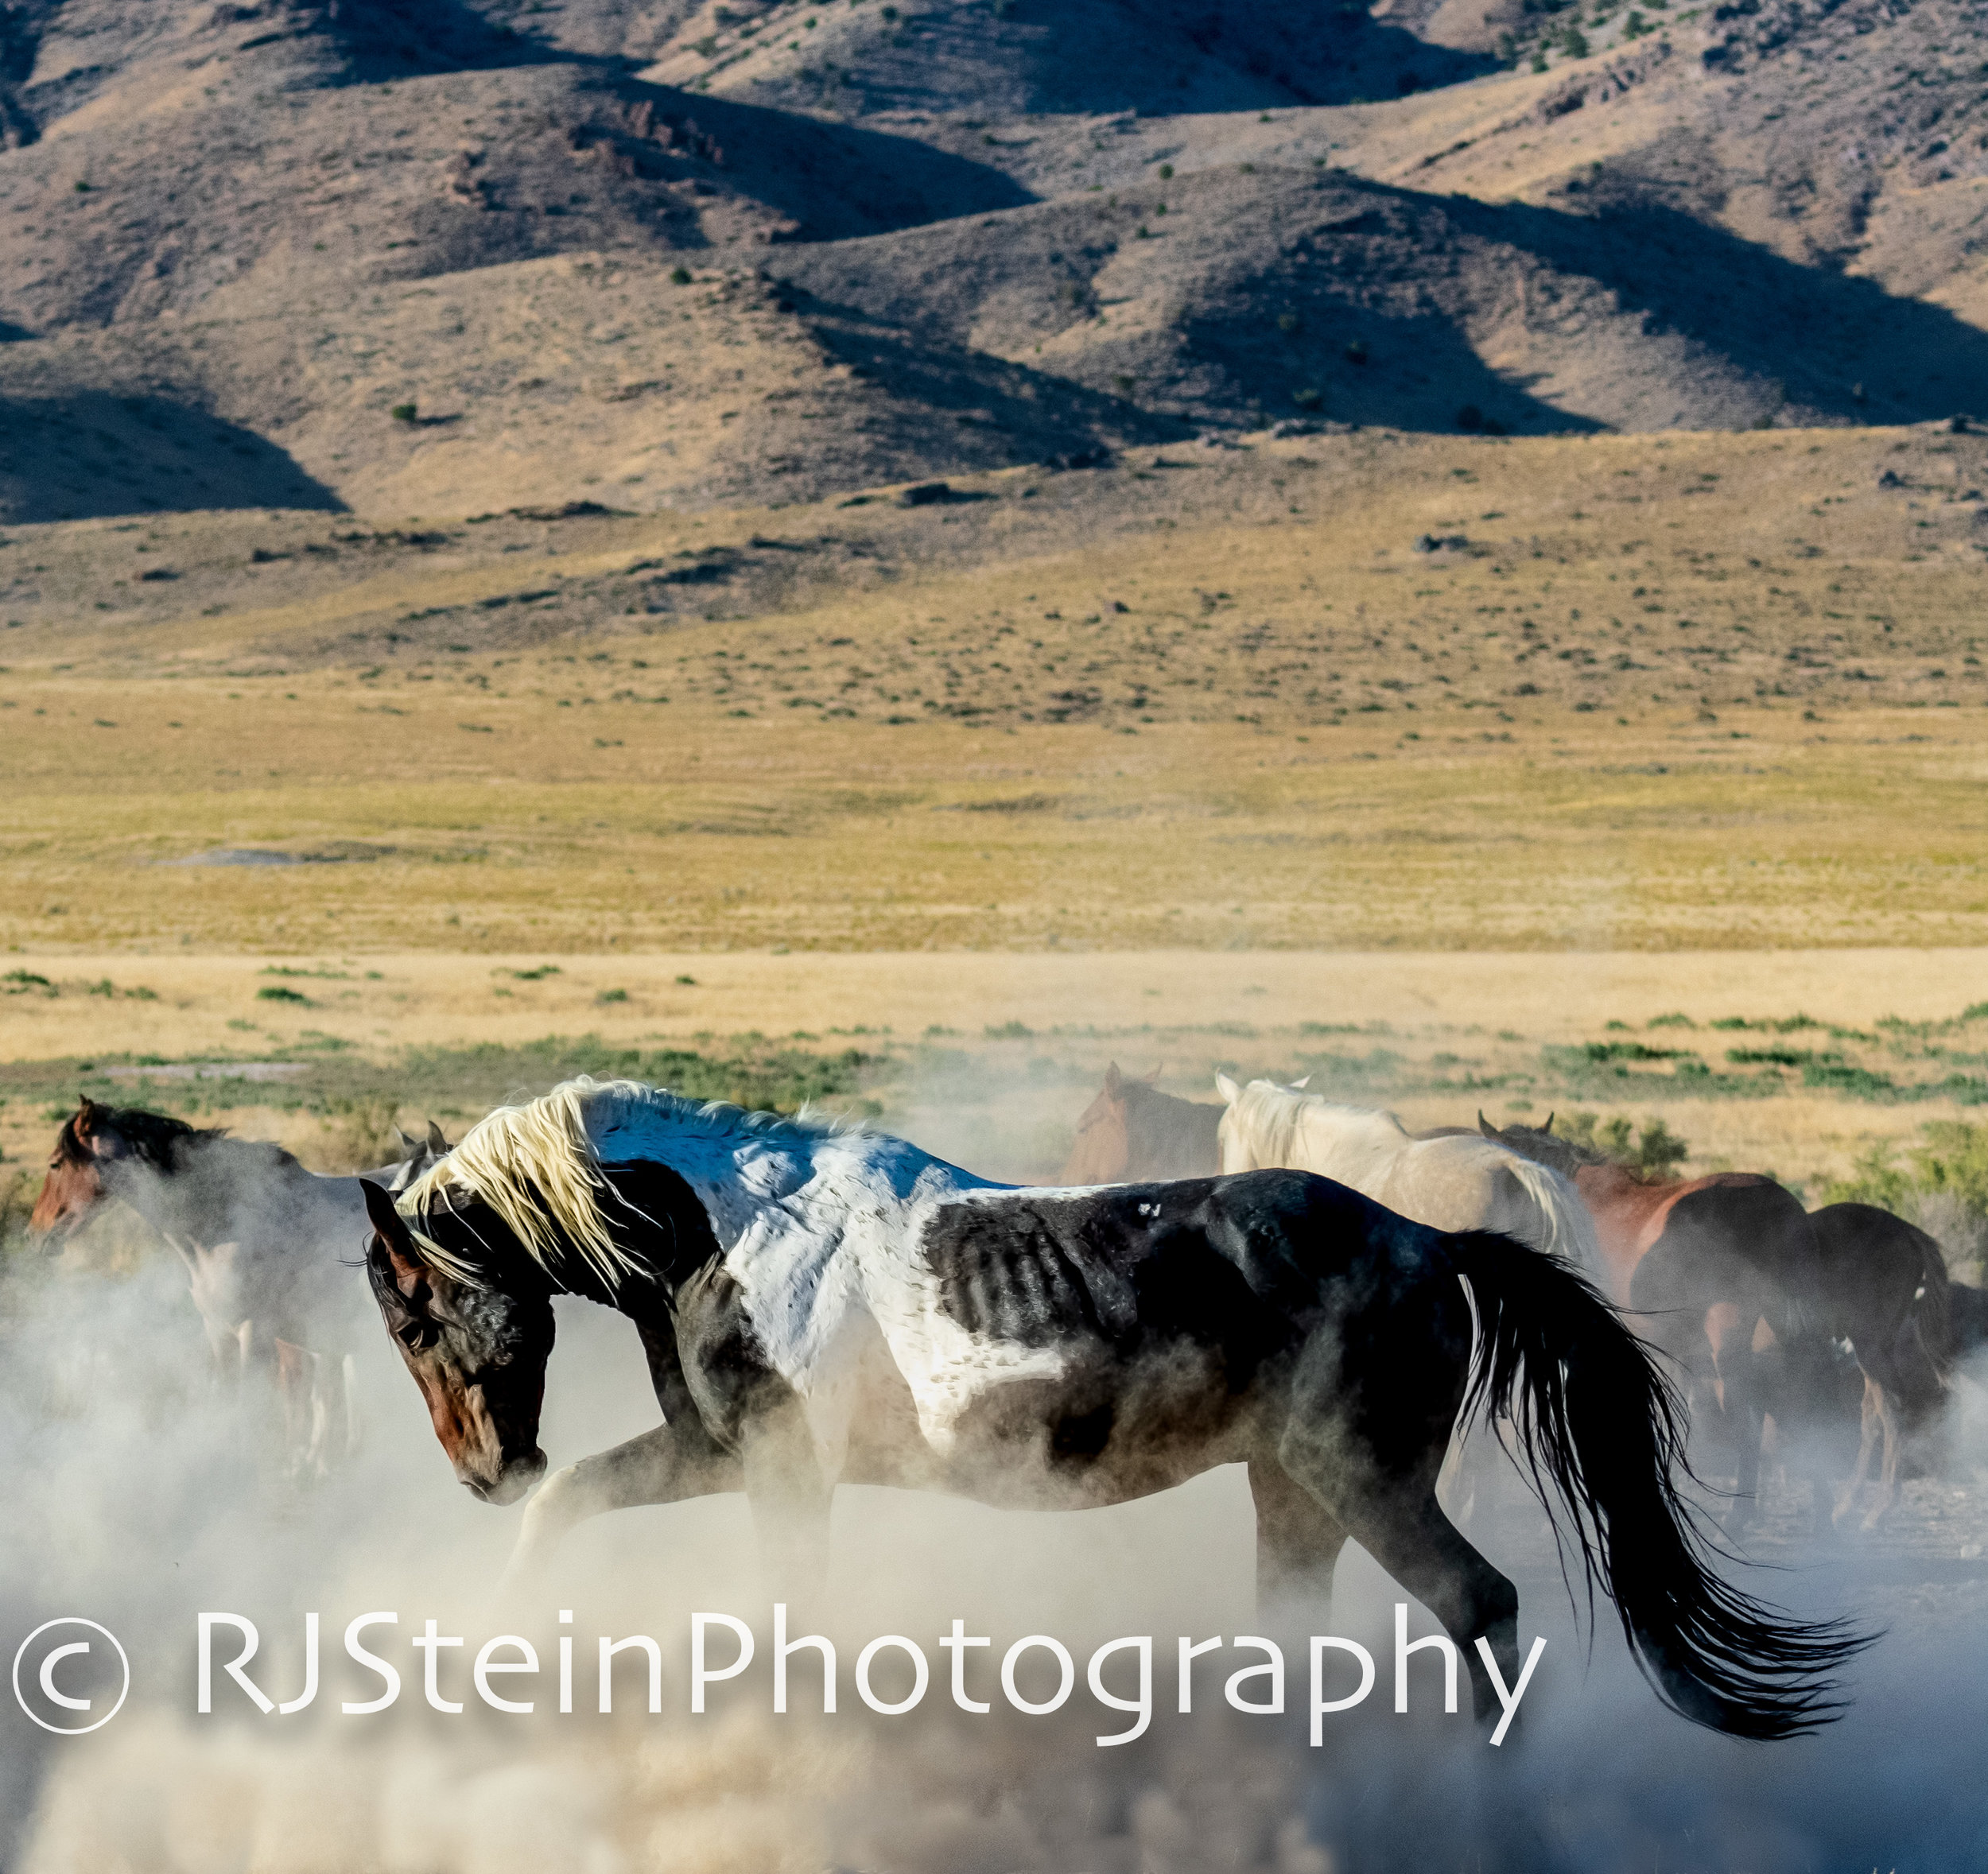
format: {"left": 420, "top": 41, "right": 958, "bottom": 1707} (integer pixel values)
{"left": 4, "top": 1088, "right": 1988, "bottom": 1874}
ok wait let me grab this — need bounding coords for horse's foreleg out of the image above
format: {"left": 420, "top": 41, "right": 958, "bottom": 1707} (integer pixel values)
{"left": 1248, "top": 1454, "right": 1349, "bottom": 1612}
{"left": 501, "top": 1421, "right": 744, "bottom": 1594}
{"left": 1706, "top": 1309, "right": 1765, "bottom": 1531}
{"left": 340, "top": 1354, "right": 363, "bottom": 1462}
{"left": 742, "top": 1406, "right": 833, "bottom": 1603}
{"left": 1833, "top": 1375, "right": 1883, "bottom": 1528}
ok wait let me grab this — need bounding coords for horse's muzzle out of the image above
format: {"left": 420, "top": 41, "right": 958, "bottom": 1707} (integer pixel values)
{"left": 462, "top": 1449, "right": 547, "bottom": 1506}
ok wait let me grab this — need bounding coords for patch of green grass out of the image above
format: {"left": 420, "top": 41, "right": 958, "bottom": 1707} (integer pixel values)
{"left": 0, "top": 1038, "right": 891, "bottom": 1130}
{"left": 1802, "top": 1061, "right": 1897, "bottom": 1097}
{"left": 256, "top": 986, "right": 311, "bottom": 1004}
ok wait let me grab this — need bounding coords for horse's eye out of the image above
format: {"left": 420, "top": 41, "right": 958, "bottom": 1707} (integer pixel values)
{"left": 397, "top": 1319, "right": 441, "bottom": 1353}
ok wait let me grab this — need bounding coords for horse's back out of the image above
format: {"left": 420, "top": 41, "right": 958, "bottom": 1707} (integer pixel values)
{"left": 918, "top": 1171, "right": 1442, "bottom": 1351}
{"left": 1629, "top": 1175, "right": 1818, "bottom": 1316}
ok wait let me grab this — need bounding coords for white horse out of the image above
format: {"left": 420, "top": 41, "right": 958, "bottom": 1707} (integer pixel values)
{"left": 1213, "top": 1076, "right": 1606, "bottom": 1523}
{"left": 1213, "top": 1077, "right": 1603, "bottom": 1276}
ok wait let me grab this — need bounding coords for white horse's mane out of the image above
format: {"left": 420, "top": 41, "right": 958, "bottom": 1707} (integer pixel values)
{"left": 398, "top": 1076, "right": 854, "bottom": 1290}
{"left": 1225, "top": 1080, "right": 1409, "bottom": 1172}
{"left": 1219, "top": 1077, "right": 1602, "bottom": 1274}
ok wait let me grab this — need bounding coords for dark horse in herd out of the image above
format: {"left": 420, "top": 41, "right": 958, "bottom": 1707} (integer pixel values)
{"left": 30, "top": 1098, "right": 444, "bottom": 1476}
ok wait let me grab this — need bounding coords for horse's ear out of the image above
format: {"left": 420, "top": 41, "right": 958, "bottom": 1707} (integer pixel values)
{"left": 1104, "top": 1061, "right": 1124, "bottom": 1098}
{"left": 72, "top": 1098, "right": 124, "bottom": 1159}
{"left": 1142, "top": 1064, "right": 1163, "bottom": 1085}
{"left": 1291, "top": 1074, "right": 1312, "bottom": 1090}
{"left": 1477, "top": 1111, "right": 1499, "bottom": 1139}
{"left": 1215, "top": 1072, "right": 1241, "bottom": 1104}
{"left": 427, "top": 1119, "right": 448, "bottom": 1152}
{"left": 1542, "top": 1112, "right": 1555, "bottom": 1135}
{"left": 394, "top": 1126, "right": 417, "bottom": 1154}
{"left": 361, "top": 1179, "right": 426, "bottom": 1297}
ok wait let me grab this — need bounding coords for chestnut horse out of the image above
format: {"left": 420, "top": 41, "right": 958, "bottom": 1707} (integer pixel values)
{"left": 1060, "top": 1063, "right": 1224, "bottom": 1183}
{"left": 31, "top": 1099, "right": 445, "bottom": 1478}
{"left": 1478, "top": 1116, "right": 1829, "bottom": 1529}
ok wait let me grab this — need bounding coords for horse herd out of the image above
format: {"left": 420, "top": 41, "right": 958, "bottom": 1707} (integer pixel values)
{"left": 27, "top": 1067, "right": 1962, "bottom": 1744}
{"left": 1066, "top": 1065, "right": 1963, "bottom": 1538}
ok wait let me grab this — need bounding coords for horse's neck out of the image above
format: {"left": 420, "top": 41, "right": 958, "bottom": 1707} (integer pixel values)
{"left": 126, "top": 1141, "right": 348, "bottom": 1247}
{"left": 1128, "top": 1092, "right": 1221, "bottom": 1177}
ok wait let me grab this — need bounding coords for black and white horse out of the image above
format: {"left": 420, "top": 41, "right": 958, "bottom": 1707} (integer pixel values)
{"left": 361, "top": 1076, "right": 1865, "bottom": 1740}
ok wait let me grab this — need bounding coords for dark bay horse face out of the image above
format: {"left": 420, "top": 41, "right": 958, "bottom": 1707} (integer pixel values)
{"left": 360, "top": 1181, "right": 553, "bottom": 1506}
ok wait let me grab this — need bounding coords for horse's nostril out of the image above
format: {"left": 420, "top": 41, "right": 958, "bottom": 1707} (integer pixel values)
{"left": 461, "top": 1478, "right": 491, "bottom": 1501}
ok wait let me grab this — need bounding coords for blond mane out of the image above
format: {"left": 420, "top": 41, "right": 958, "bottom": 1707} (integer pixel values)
{"left": 397, "top": 1076, "right": 858, "bottom": 1290}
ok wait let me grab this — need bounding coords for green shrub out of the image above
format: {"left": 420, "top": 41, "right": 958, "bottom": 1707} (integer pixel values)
{"left": 390, "top": 402, "right": 417, "bottom": 424}
{"left": 1559, "top": 1110, "right": 1690, "bottom": 1177}
{"left": 1826, "top": 1122, "right": 1988, "bottom": 1220}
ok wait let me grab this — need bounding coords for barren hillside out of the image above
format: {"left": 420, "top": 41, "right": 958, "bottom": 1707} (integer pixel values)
{"left": 0, "top": 0, "right": 1983, "bottom": 522}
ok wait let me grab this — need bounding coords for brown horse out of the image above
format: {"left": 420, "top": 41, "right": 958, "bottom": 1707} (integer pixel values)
{"left": 1061, "top": 1062, "right": 1223, "bottom": 1183}
{"left": 1803, "top": 1203, "right": 1951, "bottom": 1527}
{"left": 1478, "top": 1115, "right": 1824, "bottom": 1530}
{"left": 32, "top": 1099, "right": 445, "bottom": 1479}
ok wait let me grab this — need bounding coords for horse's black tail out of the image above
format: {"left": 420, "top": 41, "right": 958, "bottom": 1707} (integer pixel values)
{"left": 1448, "top": 1231, "right": 1873, "bottom": 1740}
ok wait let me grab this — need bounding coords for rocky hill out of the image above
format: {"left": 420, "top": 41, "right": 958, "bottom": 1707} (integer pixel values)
{"left": 1, "top": 0, "right": 1984, "bottom": 522}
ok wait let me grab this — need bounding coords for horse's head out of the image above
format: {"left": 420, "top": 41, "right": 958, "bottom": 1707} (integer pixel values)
{"left": 1477, "top": 1110, "right": 1590, "bottom": 1178}
{"left": 30, "top": 1099, "right": 124, "bottom": 1244}
{"left": 1061, "top": 1061, "right": 1147, "bottom": 1184}
{"left": 360, "top": 1180, "right": 553, "bottom": 1506}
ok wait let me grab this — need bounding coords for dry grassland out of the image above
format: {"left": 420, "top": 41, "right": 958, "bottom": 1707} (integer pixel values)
{"left": 0, "top": 425, "right": 1982, "bottom": 1201}
{"left": 0, "top": 948, "right": 1979, "bottom": 1201}
{"left": 0, "top": 425, "right": 1983, "bottom": 954}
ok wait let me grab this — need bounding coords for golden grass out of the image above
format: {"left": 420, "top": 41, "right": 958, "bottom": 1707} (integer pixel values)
{"left": 0, "top": 425, "right": 1983, "bottom": 952}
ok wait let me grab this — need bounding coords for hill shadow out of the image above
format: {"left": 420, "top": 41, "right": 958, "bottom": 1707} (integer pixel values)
{"left": 1174, "top": 278, "right": 1604, "bottom": 436}
{"left": 793, "top": 294, "right": 1190, "bottom": 460}
{"left": 0, "top": 393, "right": 344, "bottom": 523}
{"left": 613, "top": 80, "right": 1035, "bottom": 237}
{"left": 1441, "top": 192, "right": 1988, "bottom": 424}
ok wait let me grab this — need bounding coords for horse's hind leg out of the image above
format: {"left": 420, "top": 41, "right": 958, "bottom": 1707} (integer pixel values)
{"left": 1248, "top": 1454, "right": 1349, "bottom": 1611}
{"left": 1287, "top": 1448, "right": 1518, "bottom": 1726}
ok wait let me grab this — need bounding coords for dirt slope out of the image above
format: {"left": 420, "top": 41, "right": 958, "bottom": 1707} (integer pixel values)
{"left": 0, "top": 0, "right": 1985, "bottom": 522}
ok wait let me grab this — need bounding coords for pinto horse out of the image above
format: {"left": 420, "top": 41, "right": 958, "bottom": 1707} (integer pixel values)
{"left": 1061, "top": 1063, "right": 1224, "bottom": 1183}
{"left": 1477, "top": 1116, "right": 1827, "bottom": 1529}
{"left": 363, "top": 1075, "right": 1863, "bottom": 1740}
{"left": 32, "top": 1099, "right": 445, "bottom": 1477}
